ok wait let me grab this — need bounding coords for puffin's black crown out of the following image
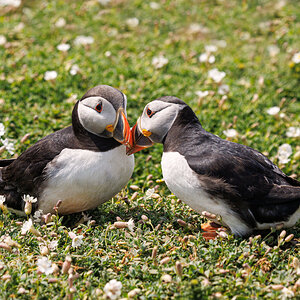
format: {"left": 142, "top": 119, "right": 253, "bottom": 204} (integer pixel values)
{"left": 80, "top": 85, "right": 126, "bottom": 112}
{"left": 156, "top": 96, "right": 187, "bottom": 106}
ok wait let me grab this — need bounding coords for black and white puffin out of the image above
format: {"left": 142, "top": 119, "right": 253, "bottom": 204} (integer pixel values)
{"left": 0, "top": 85, "right": 134, "bottom": 215}
{"left": 128, "top": 96, "right": 300, "bottom": 238}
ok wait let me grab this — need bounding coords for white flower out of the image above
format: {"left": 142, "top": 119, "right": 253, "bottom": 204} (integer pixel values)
{"left": 0, "top": 123, "right": 5, "bottom": 137}
{"left": 1, "top": 138, "right": 15, "bottom": 155}
{"left": 152, "top": 55, "right": 168, "bottom": 69}
{"left": 0, "top": 35, "right": 6, "bottom": 46}
{"left": 286, "top": 127, "right": 300, "bottom": 138}
{"left": 266, "top": 106, "right": 280, "bottom": 115}
{"left": 145, "top": 188, "right": 155, "bottom": 200}
{"left": 126, "top": 18, "right": 139, "bottom": 28}
{"left": 98, "top": 0, "right": 110, "bottom": 5}
{"left": 48, "top": 240, "right": 58, "bottom": 251}
{"left": 104, "top": 279, "right": 122, "bottom": 300}
{"left": 0, "top": 195, "right": 5, "bottom": 205}
{"left": 74, "top": 35, "right": 94, "bottom": 46}
{"left": 267, "top": 45, "right": 280, "bottom": 57}
{"left": 33, "top": 209, "right": 43, "bottom": 223}
{"left": 205, "top": 45, "right": 218, "bottom": 52}
{"left": 223, "top": 129, "right": 238, "bottom": 138}
{"left": 277, "top": 143, "right": 292, "bottom": 164}
{"left": 69, "top": 232, "right": 84, "bottom": 248}
{"left": 44, "top": 71, "right": 57, "bottom": 81}
{"left": 70, "top": 64, "right": 80, "bottom": 76}
{"left": 195, "top": 90, "right": 209, "bottom": 98}
{"left": 199, "top": 53, "right": 215, "bottom": 64}
{"left": 57, "top": 43, "right": 70, "bottom": 52}
{"left": 14, "top": 22, "right": 24, "bottom": 32}
{"left": 55, "top": 17, "right": 66, "bottom": 28}
{"left": 208, "top": 68, "right": 226, "bottom": 83}
{"left": 150, "top": 2, "right": 160, "bottom": 9}
{"left": 0, "top": 0, "right": 21, "bottom": 7}
{"left": 218, "top": 84, "right": 230, "bottom": 95}
{"left": 37, "top": 257, "right": 54, "bottom": 275}
{"left": 23, "top": 194, "right": 37, "bottom": 203}
{"left": 188, "top": 23, "right": 209, "bottom": 34}
{"left": 292, "top": 52, "right": 300, "bottom": 64}
{"left": 213, "top": 40, "right": 227, "bottom": 48}
{"left": 105, "top": 51, "right": 111, "bottom": 57}
{"left": 127, "top": 218, "right": 135, "bottom": 232}
{"left": 280, "top": 287, "right": 294, "bottom": 299}
{"left": 21, "top": 219, "right": 33, "bottom": 235}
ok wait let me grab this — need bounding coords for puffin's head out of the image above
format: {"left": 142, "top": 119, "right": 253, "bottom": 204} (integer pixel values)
{"left": 127, "top": 96, "right": 186, "bottom": 154}
{"left": 75, "top": 85, "right": 132, "bottom": 149}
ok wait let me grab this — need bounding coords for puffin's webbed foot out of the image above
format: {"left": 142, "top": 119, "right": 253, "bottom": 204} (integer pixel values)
{"left": 201, "top": 211, "right": 228, "bottom": 240}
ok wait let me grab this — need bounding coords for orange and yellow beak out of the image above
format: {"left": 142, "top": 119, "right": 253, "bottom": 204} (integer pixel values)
{"left": 111, "top": 109, "right": 133, "bottom": 151}
{"left": 126, "top": 121, "right": 154, "bottom": 155}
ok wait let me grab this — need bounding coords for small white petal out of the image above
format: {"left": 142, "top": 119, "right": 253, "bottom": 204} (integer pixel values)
{"left": 0, "top": 123, "right": 5, "bottom": 137}
{"left": 286, "top": 127, "right": 300, "bottom": 138}
{"left": 37, "top": 257, "right": 54, "bottom": 275}
{"left": 277, "top": 143, "right": 292, "bottom": 164}
{"left": 74, "top": 35, "right": 94, "bottom": 46}
{"left": 57, "top": 43, "right": 70, "bottom": 52}
{"left": 150, "top": 2, "right": 160, "bottom": 9}
{"left": 70, "top": 64, "right": 80, "bottom": 76}
{"left": 218, "top": 84, "right": 230, "bottom": 95}
{"left": 104, "top": 279, "right": 122, "bottom": 300}
{"left": 267, "top": 45, "right": 280, "bottom": 57}
{"left": 208, "top": 68, "right": 226, "bottom": 83}
{"left": 0, "top": 0, "right": 21, "bottom": 7}
{"left": 0, "top": 35, "right": 7, "bottom": 46}
{"left": 55, "top": 17, "right": 66, "bottom": 28}
{"left": 195, "top": 90, "right": 209, "bottom": 98}
{"left": 292, "top": 52, "right": 300, "bottom": 64}
{"left": 44, "top": 71, "right": 58, "bottom": 81}
{"left": 205, "top": 45, "right": 218, "bottom": 52}
{"left": 266, "top": 106, "right": 280, "bottom": 115}
{"left": 152, "top": 55, "right": 168, "bottom": 69}
{"left": 126, "top": 18, "right": 139, "bottom": 28}
{"left": 127, "top": 219, "right": 135, "bottom": 232}
{"left": 223, "top": 129, "right": 238, "bottom": 138}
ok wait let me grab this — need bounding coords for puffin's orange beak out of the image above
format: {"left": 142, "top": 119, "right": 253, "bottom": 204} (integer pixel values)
{"left": 113, "top": 109, "right": 133, "bottom": 151}
{"left": 126, "top": 122, "right": 154, "bottom": 155}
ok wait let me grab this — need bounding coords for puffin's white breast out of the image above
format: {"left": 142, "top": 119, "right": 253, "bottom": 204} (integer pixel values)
{"left": 161, "top": 151, "right": 251, "bottom": 236}
{"left": 39, "top": 146, "right": 134, "bottom": 214}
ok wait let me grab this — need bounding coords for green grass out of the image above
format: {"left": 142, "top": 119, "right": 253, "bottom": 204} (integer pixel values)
{"left": 0, "top": 0, "right": 299, "bottom": 299}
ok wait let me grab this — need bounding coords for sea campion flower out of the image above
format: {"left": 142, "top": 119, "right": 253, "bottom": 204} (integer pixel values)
{"left": 266, "top": 106, "right": 280, "bottom": 115}
{"left": 23, "top": 195, "right": 37, "bottom": 215}
{"left": 208, "top": 68, "right": 226, "bottom": 83}
{"left": 145, "top": 188, "right": 155, "bottom": 200}
{"left": 127, "top": 218, "right": 135, "bottom": 232}
{"left": 267, "top": 45, "right": 280, "bottom": 57}
{"left": 286, "top": 126, "right": 300, "bottom": 138}
{"left": 195, "top": 90, "right": 209, "bottom": 98}
{"left": 37, "top": 257, "right": 54, "bottom": 275}
{"left": 33, "top": 209, "right": 43, "bottom": 223}
{"left": 44, "top": 71, "right": 58, "bottom": 81}
{"left": 0, "top": 34, "right": 6, "bottom": 45}
{"left": 104, "top": 279, "right": 122, "bottom": 300}
{"left": 0, "top": 123, "right": 5, "bottom": 137}
{"left": 150, "top": 2, "right": 160, "bottom": 9}
{"left": 199, "top": 53, "right": 215, "bottom": 64}
{"left": 292, "top": 52, "right": 300, "bottom": 64}
{"left": 70, "top": 64, "right": 80, "bottom": 76}
{"left": 74, "top": 35, "right": 94, "bottom": 46}
{"left": 57, "top": 43, "right": 70, "bottom": 52}
{"left": 55, "top": 17, "right": 66, "bottom": 28}
{"left": 0, "top": 0, "right": 21, "bottom": 7}
{"left": 126, "top": 18, "right": 139, "bottom": 28}
{"left": 152, "top": 55, "right": 168, "bottom": 69}
{"left": 218, "top": 84, "right": 230, "bottom": 95}
{"left": 21, "top": 219, "right": 40, "bottom": 236}
{"left": 69, "top": 232, "right": 84, "bottom": 248}
{"left": 223, "top": 129, "right": 238, "bottom": 138}
{"left": 277, "top": 143, "right": 292, "bottom": 164}
{"left": 1, "top": 138, "right": 15, "bottom": 155}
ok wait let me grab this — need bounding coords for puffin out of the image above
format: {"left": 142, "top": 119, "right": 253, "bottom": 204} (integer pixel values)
{"left": 0, "top": 85, "right": 134, "bottom": 215}
{"left": 127, "top": 96, "right": 300, "bottom": 238}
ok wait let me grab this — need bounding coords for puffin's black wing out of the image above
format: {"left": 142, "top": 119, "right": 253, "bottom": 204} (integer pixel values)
{"left": 1, "top": 126, "right": 76, "bottom": 196}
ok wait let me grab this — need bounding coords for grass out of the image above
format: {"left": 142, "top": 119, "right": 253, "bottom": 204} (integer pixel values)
{"left": 0, "top": 0, "right": 299, "bottom": 299}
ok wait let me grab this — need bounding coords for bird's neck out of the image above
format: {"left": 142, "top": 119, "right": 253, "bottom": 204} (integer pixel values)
{"left": 163, "top": 105, "right": 208, "bottom": 152}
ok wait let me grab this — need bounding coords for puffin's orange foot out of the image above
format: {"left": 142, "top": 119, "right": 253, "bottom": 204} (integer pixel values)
{"left": 201, "top": 221, "right": 227, "bottom": 240}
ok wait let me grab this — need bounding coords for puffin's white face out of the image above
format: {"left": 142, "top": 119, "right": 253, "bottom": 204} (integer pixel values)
{"left": 77, "top": 95, "right": 132, "bottom": 149}
{"left": 78, "top": 96, "right": 117, "bottom": 136}
{"left": 139, "top": 100, "right": 181, "bottom": 143}
{"left": 126, "top": 100, "right": 182, "bottom": 155}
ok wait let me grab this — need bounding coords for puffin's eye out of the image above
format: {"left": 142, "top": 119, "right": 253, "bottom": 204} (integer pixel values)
{"left": 146, "top": 108, "right": 155, "bottom": 118}
{"left": 95, "top": 102, "right": 102, "bottom": 113}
